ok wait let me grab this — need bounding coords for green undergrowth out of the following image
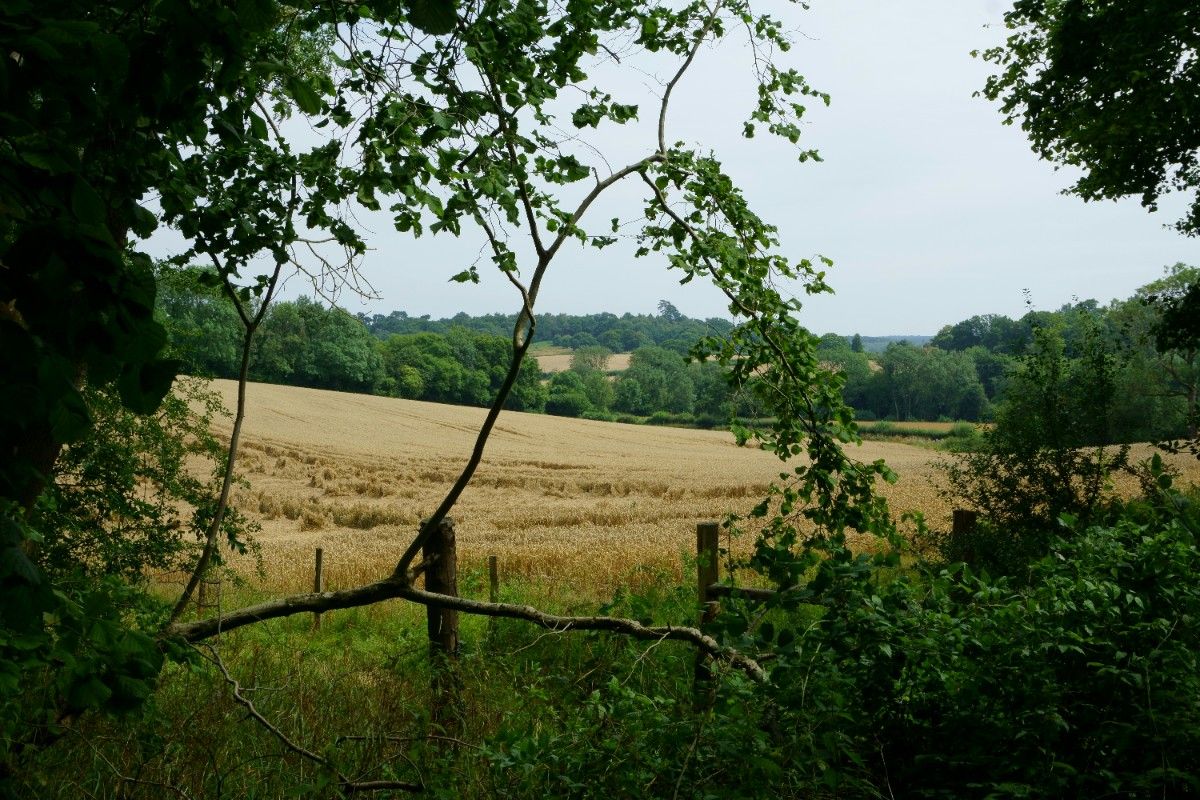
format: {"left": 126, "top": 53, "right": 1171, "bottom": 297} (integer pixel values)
{"left": 16, "top": 476, "right": 1200, "bottom": 799}
{"left": 21, "top": 577, "right": 729, "bottom": 799}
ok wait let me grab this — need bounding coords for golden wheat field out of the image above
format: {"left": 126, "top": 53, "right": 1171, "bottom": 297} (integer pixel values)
{"left": 535, "top": 351, "right": 632, "bottom": 373}
{"left": 200, "top": 379, "right": 1200, "bottom": 597}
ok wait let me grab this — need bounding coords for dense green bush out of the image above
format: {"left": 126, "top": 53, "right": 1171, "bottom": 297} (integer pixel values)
{"left": 30, "top": 379, "right": 253, "bottom": 580}
{"left": 545, "top": 371, "right": 593, "bottom": 417}
{"left": 798, "top": 465, "right": 1200, "bottom": 797}
{"left": 645, "top": 410, "right": 695, "bottom": 427}
{"left": 940, "top": 323, "right": 1130, "bottom": 573}
{"left": 3, "top": 379, "right": 254, "bottom": 783}
{"left": 480, "top": 466, "right": 1200, "bottom": 799}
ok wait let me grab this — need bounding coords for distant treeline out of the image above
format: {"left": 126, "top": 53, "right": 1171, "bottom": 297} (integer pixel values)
{"left": 157, "top": 264, "right": 1199, "bottom": 440}
{"left": 358, "top": 309, "right": 926, "bottom": 353}
{"left": 827, "top": 263, "right": 1199, "bottom": 441}
{"left": 357, "top": 300, "right": 734, "bottom": 352}
{"left": 156, "top": 275, "right": 754, "bottom": 425}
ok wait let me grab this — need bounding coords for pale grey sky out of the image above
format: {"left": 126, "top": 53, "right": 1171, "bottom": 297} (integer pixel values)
{"left": 156, "top": 2, "right": 1200, "bottom": 336}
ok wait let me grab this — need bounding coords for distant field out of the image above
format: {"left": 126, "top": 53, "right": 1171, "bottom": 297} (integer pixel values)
{"left": 200, "top": 380, "right": 1200, "bottom": 596}
{"left": 857, "top": 420, "right": 984, "bottom": 439}
{"left": 535, "top": 351, "right": 632, "bottom": 373}
{"left": 861, "top": 420, "right": 966, "bottom": 433}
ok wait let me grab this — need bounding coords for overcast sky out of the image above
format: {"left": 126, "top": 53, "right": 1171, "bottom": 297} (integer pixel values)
{"left": 160, "top": 1, "right": 1200, "bottom": 337}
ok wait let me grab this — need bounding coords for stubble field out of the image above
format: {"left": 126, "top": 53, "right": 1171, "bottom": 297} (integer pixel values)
{"left": 204, "top": 379, "right": 1199, "bottom": 598}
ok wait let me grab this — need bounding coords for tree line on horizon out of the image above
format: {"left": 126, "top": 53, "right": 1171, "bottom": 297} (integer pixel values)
{"left": 357, "top": 304, "right": 929, "bottom": 354}
{"left": 157, "top": 271, "right": 752, "bottom": 425}
{"left": 814, "top": 263, "right": 1197, "bottom": 442}
{"left": 159, "top": 263, "right": 1198, "bottom": 441}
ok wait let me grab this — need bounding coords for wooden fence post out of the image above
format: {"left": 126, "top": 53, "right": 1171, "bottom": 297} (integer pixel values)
{"left": 312, "top": 547, "right": 324, "bottom": 631}
{"left": 694, "top": 521, "right": 720, "bottom": 696}
{"left": 195, "top": 571, "right": 220, "bottom": 615}
{"left": 422, "top": 518, "right": 460, "bottom": 734}
{"left": 488, "top": 554, "right": 499, "bottom": 604}
{"left": 951, "top": 509, "right": 978, "bottom": 564}
{"left": 697, "top": 522, "right": 720, "bottom": 623}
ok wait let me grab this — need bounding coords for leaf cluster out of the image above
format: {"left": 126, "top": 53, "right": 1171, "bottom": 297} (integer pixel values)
{"left": 977, "top": 0, "right": 1200, "bottom": 236}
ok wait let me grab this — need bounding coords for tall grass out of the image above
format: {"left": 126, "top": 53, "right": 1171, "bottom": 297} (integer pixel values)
{"left": 20, "top": 578, "right": 704, "bottom": 799}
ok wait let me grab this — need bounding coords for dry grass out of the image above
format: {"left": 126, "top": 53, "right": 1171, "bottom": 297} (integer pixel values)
{"left": 204, "top": 379, "right": 1200, "bottom": 597}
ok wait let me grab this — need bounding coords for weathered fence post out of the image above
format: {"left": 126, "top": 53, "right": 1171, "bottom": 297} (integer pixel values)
{"left": 488, "top": 554, "right": 499, "bottom": 604}
{"left": 694, "top": 521, "right": 720, "bottom": 696}
{"left": 312, "top": 547, "right": 324, "bottom": 631}
{"left": 422, "top": 518, "right": 460, "bottom": 734}
{"left": 195, "top": 571, "right": 220, "bottom": 615}
{"left": 697, "top": 522, "right": 720, "bottom": 623}
{"left": 951, "top": 509, "right": 978, "bottom": 564}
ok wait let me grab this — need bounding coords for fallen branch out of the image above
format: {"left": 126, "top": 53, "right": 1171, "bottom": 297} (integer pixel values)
{"left": 398, "top": 585, "right": 767, "bottom": 682}
{"left": 169, "top": 578, "right": 406, "bottom": 641}
{"left": 168, "top": 582, "right": 767, "bottom": 683}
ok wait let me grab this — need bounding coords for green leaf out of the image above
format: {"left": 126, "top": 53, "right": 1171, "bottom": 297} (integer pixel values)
{"left": 71, "top": 179, "right": 106, "bottom": 226}
{"left": 130, "top": 203, "right": 158, "bottom": 238}
{"left": 117, "top": 359, "right": 180, "bottom": 415}
{"left": 0, "top": 544, "right": 42, "bottom": 585}
{"left": 248, "top": 111, "right": 269, "bottom": 141}
{"left": 49, "top": 387, "right": 92, "bottom": 443}
{"left": 640, "top": 16, "right": 658, "bottom": 41}
{"left": 89, "top": 32, "right": 129, "bottom": 83}
{"left": 67, "top": 675, "right": 113, "bottom": 712}
{"left": 407, "top": 0, "right": 457, "bottom": 35}
{"left": 356, "top": 185, "right": 381, "bottom": 211}
{"left": 17, "top": 147, "right": 74, "bottom": 174}
{"left": 285, "top": 75, "right": 323, "bottom": 115}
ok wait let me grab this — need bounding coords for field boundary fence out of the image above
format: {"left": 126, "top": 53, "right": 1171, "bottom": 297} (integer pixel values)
{"left": 232, "top": 511, "right": 977, "bottom": 715}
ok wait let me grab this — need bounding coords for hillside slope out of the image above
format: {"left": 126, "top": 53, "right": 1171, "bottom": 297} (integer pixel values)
{"left": 200, "top": 379, "right": 1194, "bottom": 594}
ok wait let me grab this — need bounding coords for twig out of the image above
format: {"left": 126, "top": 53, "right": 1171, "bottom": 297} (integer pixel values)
{"left": 69, "top": 727, "right": 195, "bottom": 800}
{"left": 659, "top": 1, "right": 721, "bottom": 154}
{"left": 202, "top": 645, "right": 422, "bottom": 794}
{"left": 622, "top": 631, "right": 671, "bottom": 687}
{"left": 671, "top": 712, "right": 709, "bottom": 800}
{"left": 170, "top": 244, "right": 287, "bottom": 623}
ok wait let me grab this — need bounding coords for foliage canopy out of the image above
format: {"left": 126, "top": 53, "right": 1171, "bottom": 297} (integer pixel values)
{"left": 978, "top": 0, "right": 1200, "bottom": 236}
